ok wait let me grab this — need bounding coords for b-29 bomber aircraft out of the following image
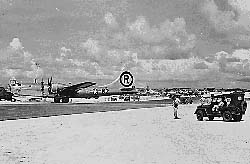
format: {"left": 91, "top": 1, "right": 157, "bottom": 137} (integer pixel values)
{"left": 50, "top": 71, "right": 137, "bottom": 103}
{"left": 9, "top": 71, "right": 137, "bottom": 103}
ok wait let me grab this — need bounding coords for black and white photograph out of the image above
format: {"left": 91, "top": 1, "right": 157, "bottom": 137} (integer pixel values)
{"left": 0, "top": 0, "right": 250, "bottom": 163}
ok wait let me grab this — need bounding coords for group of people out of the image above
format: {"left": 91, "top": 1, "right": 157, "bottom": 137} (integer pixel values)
{"left": 211, "top": 97, "right": 228, "bottom": 112}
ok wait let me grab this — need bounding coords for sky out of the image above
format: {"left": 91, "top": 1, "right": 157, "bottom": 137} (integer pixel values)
{"left": 1, "top": 0, "right": 250, "bottom": 88}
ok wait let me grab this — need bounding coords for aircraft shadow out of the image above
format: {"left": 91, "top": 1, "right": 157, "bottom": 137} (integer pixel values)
{"left": 0, "top": 102, "right": 164, "bottom": 121}
{"left": 205, "top": 119, "right": 245, "bottom": 122}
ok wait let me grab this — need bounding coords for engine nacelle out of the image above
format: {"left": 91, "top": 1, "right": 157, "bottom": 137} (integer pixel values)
{"left": 50, "top": 84, "right": 66, "bottom": 93}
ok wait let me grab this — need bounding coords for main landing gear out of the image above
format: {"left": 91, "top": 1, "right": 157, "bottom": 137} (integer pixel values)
{"left": 54, "top": 96, "right": 69, "bottom": 103}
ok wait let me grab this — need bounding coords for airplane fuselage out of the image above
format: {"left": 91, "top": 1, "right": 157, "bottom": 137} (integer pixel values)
{"left": 58, "top": 87, "right": 138, "bottom": 99}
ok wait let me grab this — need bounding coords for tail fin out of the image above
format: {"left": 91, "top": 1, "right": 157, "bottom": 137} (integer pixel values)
{"left": 98, "top": 71, "right": 134, "bottom": 89}
{"left": 98, "top": 76, "right": 120, "bottom": 88}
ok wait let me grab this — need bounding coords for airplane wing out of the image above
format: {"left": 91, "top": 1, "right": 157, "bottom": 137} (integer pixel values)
{"left": 120, "top": 87, "right": 135, "bottom": 92}
{"left": 62, "top": 82, "right": 96, "bottom": 92}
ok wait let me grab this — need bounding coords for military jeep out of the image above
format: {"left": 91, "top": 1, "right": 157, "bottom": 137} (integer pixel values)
{"left": 194, "top": 92, "right": 247, "bottom": 122}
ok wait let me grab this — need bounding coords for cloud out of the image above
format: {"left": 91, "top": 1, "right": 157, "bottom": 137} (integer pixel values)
{"left": 165, "top": 49, "right": 193, "bottom": 60}
{"left": 56, "top": 46, "right": 72, "bottom": 62}
{"left": 70, "top": 0, "right": 129, "bottom": 18}
{"left": 60, "top": 46, "right": 71, "bottom": 57}
{"left": 237, "top": 77, "right": 250, "bottom": 82}
{"left": 229, "top": 0, "right": 250, "bottom": 30}
{"left": 73, "top": 15, "right": 196, "bottom": 62}
{"left": 104, "top": 12, "right": 118, "bottom": 28}
{"left": 193, "top": 62, "right": 209, "bottom": 69}
{"left": 229, "top": 0, "right": 250, "bottom": 12}
{"left": 4, "top": 68, "right": 21, "bottom": 78}
{"left": 231, "top": 49, "right": 250, "bottom": 60}
{"left": 81, "top": 38, "right": 100, "bottom": 54}
{"left": 80, "top": 38, "right": 138, "bottom": 68}
{"left": 202, "top": 0, "right": 250, "bottom": 33}
{"left": 0, "top": 0, "right": 12, "bottom": 10}
{"left": 26, "top": 60, "right": 44, "bottom": 79}
{"left": 208, "top": 49, "right": 250, "bottom": 76}
{"left": 0, "top": 38, "right": 44, "bottom": 80}
{"left": 108, "top": 32, "right": 131, "bottom": 49}
{"left": 52, "top": 37, "right": 141, "bottom": 79}
{"left": 3, "top": 0, "right": 250, "bottom": 87}
{"left": 126, "top": 16, "right": 196, "bottom": 60}
{"left": 136, "top": 57, "right": 212, "bottom": 81}
{"left": 128, "top": 16, "right": 195, "bottom": 45}
{"left": 9, "top": 38, "right": 24, "bottom": 51}
{"left": 128, "top": 16, "right": 148, "bottom": 36}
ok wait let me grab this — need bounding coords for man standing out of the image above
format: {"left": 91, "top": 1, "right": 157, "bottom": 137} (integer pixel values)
{"left": 173, "top": 96, "right": 181, "bottom": 119}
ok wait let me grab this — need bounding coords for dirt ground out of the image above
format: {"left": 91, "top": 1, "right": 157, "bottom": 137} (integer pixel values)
{"left": 0, "top": 103, "right": 250, "bottom": 164}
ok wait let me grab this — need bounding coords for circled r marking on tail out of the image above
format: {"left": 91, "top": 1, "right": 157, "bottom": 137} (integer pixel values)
{"left": 120, "top": 71, "right": 134, "bottom": 87}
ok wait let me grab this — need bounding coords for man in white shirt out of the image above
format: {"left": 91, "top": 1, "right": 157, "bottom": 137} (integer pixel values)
{"left": 173, "top": 96, "right": 181, "bottom": 119}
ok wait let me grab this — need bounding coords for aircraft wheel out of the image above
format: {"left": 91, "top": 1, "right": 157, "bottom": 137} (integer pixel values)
{"left": 208, "top": 116, "right": 214, "bottom": 121}
{"left": 196, "top": 110, "right": 203, "bottom": 121}
{"left": 62, "top": 97, "right": 69, "bottom": 103}
{"left": 223, "top": 111, "right": 232, "bottom": 122}
{"left": 54, "top": 97, "right": 61, "bottom": 103}
{"left": 233, "top": 114, "right": 242, "bottom": 122}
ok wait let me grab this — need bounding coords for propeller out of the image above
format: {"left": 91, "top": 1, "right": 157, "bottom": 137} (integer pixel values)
{"left": 48, "top": 76, "right": 52, "bottom": 94}
{"left": 41, "top": 78, "right": 44, "bottom": 94}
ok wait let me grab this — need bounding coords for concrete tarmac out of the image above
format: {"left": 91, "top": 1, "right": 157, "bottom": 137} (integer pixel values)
{"left": 1, "top": 102, "right": 249, "bottom": 163}
{"left": 0, "top": 101, "right": 168, "bottom": 121}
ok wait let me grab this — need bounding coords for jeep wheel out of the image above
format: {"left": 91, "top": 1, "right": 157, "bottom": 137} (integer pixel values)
{"left": 196, "top": 110, "right": 203, "bottom": 121}
{"left": 208, "top": 116, "right": 214, "bottom": 121}
{"left": 233, "top": 114, "right": 242, "bottom": 122}
{"left": 223, "top": 111, "right": 232, "bottom": 122}
{"left": 62, "top": 97, "right": 69, "bottom": 103}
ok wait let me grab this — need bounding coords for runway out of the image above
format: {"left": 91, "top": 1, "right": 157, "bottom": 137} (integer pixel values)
{"left": 0, "top": 101, "right": 169, "bottom": 121}
{"left": 0, "top": 103, "right": 249, "bottom": 164}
